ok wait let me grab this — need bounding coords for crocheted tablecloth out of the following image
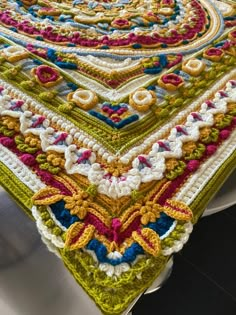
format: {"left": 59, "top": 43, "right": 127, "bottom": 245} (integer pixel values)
{"left": 0, "top": 0, "right": 235, "bottom": 314}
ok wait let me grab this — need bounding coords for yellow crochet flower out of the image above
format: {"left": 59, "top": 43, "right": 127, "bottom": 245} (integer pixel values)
{"left": 64, "top": 192, "right": 90, "bottom": 219}
{"left": 129, "top": 88, "right": 156, "bottom": 112}
{"left": 47, "top": 152, "right": 65, "bottom": 168}
{"left": 25, "top": 134, "right": 41, "bottom": 149}
{"left": 2, "top": 116, "right": 20, "bottom": 132}
{"left": 67, "top": 89, "right": 98, "bottom": 110}
{"left": 2, "top": 46, "right": 29, "bottom": 62}
{"left": 31, "top": 65, "right": 63, "bottom": 88}
{"left": 182, "top": 58, "right": 205, "bottom": 77}
{"left": 140, "top": 201, "right": 162, "bottom": 225}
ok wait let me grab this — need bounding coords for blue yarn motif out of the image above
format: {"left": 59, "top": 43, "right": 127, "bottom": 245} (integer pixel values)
{"left": 89, "top": 111, "right": 139, "bottom": 129}
{"left": 146, "top": 212, "right": 174, "bottom": 236}
{"left": 87, "top": 213, "right": 174, "bottom": 265}
{"left": 87, "top": 240, "right": 144, "bottom": 266}
{"left": 50, "top": 200, "right": 79, "bottom": 228}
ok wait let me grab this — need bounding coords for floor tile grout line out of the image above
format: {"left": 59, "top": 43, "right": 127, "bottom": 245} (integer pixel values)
{"left": 179, "top": 254, "right": 236, "bottom": 303}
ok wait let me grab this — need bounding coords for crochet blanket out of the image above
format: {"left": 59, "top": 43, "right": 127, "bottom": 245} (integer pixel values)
{"left": 0, "top": 0, "right": 235, "bottom": 314}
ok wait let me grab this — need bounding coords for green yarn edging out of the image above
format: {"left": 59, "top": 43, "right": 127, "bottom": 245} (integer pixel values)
{"left": 0, "top": 161, "right": 34, "bottom": 219}
{"left": 190, "top": 149, "right": 236, "bottom": 223}
{"left": 0, "top": 144, "right": 235, "bottom": 314}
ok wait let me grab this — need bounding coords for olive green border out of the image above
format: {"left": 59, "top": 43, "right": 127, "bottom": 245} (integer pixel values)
{"left": 0, "top": 145, "right": 235, "bottom": 314}
{"left": 0, "top": 161, "right": 33, "bottom": 219}
{"left": 190, "top": 150, "right": 236, "bottom": 223}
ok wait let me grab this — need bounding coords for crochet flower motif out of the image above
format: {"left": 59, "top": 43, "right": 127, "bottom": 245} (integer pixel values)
{"left": 2, "top": 46, "right": 29, "bottom": 62}
{"left": 203, "top": 48, "right": 224, "bottom": 62}
{"left": 165, "top": 159, "right": 186, "bottom": 180}
{"left": 182, "top": 58, "right": 206, "bottom": 77}
{"left": 67, "top": 89, "right": 98, "bottom": 110}
{"left": 158, "top": 73, "right": 184, "bottom": 91}
{"left": 140, "top": 201, "right": 162, "bottom": 225}
{"left": 129, "top": 88, "right": 157, "bottom": 112}
{"left": 36, "top": 152, "right": 64, "bottom": 174}
{"left": 31, "top": 65, "right": 63, "bottom": 87}
{"left": 47, "top": 152, "right": 65, "bottom": 168}
{"left": 138, "top": 198, "right": 193, "bottom": 227}
{"left": 32, "top": 173, "right": 193, "bottom": 256}
{"left": 1, "top": 116, "right": 20, "bottom": 132}
{"left": 64, "top": 191, "right": 90, "bottom": 219}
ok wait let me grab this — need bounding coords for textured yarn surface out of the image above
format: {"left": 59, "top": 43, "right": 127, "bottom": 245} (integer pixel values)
{"left": 0, "top": 0, "right": 235, "bottom": 314}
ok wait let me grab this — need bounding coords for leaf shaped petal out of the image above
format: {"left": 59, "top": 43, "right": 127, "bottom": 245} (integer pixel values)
{"left": 132, "top": 228, "right": 161, "bottom": 257}
{"left": 32, "top": 187, "right": 63, "bottom": 205}
{"left": 65, "top": 222, "right": 95, "bottom": 251}
{"left": 163, "top": 199, "right": 193, "bottom": 221}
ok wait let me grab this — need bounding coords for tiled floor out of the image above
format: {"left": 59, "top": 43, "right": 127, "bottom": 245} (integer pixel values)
{"left": 133, "top": 205, "right": 236, "bottom": 315}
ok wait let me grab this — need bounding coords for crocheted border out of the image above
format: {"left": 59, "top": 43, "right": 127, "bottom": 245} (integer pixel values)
{"left": 0, "top": 134, "right": 235, "bottom": 314}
